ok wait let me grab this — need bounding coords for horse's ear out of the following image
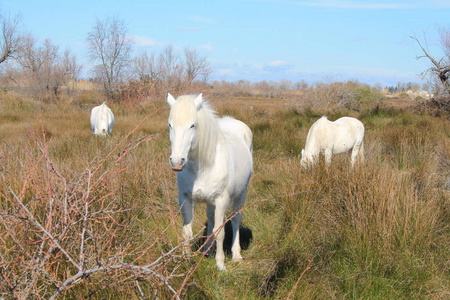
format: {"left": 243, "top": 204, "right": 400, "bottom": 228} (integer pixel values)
{"left": 167, "top": 93, "right": 176, "bottom": 107}
{"left": 194, "top": 93, "right": 203, "bottom": 109}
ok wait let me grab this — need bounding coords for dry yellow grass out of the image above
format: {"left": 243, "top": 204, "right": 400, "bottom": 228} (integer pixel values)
{"left": 0, "top": 90, "right": 448, "bottom": 299}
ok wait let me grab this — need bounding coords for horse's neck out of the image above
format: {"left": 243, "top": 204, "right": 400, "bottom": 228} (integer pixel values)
{"left": 304, "top": 132, "right": 320, "bottom": 156}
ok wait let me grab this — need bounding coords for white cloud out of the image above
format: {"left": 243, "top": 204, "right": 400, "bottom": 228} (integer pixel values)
{"left": 428, "top": 0, "right": 450, "bottom": 8}
{"left": 130, "top": 35, "right": 167, "bottom": 47}
{"left": 266, "top": 60, "right": 291, "bottom": 67}
{"left": 263, "top": 60, "right": 294, "bottom": 71}
{"left": 217, "top": 68, "right": 235, "bottom": 76}
{"left": 198, "top": 43, "right": 213, "bottom": 51}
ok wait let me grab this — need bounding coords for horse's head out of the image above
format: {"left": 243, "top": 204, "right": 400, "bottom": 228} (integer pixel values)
{"left": 300, "top": 149, "right": 313, "bottom": 169}
{"left": 167, "top": 93, "right": 203, "bottom": 171}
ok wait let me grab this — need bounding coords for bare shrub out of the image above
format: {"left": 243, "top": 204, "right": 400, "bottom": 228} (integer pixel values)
{"left": 0, "top": 114, "right": 198, "bottom": 299}
{"left": 297, "top": 81, "right": 384, "bottom": 111}
{"left": 417, "top": 93, "right": 450, "bottom": 116}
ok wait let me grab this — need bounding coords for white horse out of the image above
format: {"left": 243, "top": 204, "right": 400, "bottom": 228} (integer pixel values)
{"left": 167, "top": 93, "right": 253, "bottom": 271}
{"left": 90, "top": 102, "right": 114, "bottom": 136}
{"left": 300, "top": 116, "right": 364, "bottom": 168}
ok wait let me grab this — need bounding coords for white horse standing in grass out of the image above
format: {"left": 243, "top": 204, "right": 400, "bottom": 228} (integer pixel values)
{"left": 300, "top": 116, "right": 365, "bottom": 168}
{"left": 90, "top": 102, "right": 114, "bottom": 136}
{"left": 167, "top": 93, "right": 253, "bottom": 271}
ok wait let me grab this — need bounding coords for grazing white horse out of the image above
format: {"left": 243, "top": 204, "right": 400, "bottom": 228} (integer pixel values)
{"left": 167, "top": 93, "right": 253, "bottom": 271}
{"left": 300, "top": 116, "right": 364, "bottom": 168}
{"left": 90, "top": 102, "right": 114, "bottom": 136}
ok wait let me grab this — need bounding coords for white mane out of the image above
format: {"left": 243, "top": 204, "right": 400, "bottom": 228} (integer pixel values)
{"left": 193, "top": 98, "right": 220, "bottom": 169}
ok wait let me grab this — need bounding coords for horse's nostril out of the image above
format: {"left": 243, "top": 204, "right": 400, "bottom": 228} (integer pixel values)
{"left": 181, "top": 158, "right": 185, "bottom": 163}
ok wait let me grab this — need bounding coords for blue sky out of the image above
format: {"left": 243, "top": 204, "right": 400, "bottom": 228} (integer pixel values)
{"left": 1, "top": 0, "right": 450, "bottom": 87}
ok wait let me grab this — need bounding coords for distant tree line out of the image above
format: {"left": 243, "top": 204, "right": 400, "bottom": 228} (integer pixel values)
{"left": 0, "top": 14, "right": 448, "bottom": 102}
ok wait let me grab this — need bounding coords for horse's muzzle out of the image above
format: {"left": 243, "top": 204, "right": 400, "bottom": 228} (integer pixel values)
{"left": 171, "top": 165, "right": 184, "bottom": 172}
{"left": 170, "top": 157, "right": 185, "bottom": 172}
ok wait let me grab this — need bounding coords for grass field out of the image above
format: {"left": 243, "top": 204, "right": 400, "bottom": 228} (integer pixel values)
{"left": 0, "top": 90, "right": 448, "bottom": 299}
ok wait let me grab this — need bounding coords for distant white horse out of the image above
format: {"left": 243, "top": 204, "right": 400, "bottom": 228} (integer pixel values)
{"left": 167, "top": 93, "right": 253, "bottom": 271}
{"left": 90, "top": 102, "right": 114, "bottom": 136}
{"left": 300, "top": 116, "right": 364, "bottom": 168}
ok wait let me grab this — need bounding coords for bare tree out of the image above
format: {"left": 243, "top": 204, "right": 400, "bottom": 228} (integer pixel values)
{"left": 87, "top": 16, "right": 133, "bottom": 101}
{"left": 157, "top": 45, "right": 184, "bottom": 93}
{"left": 127, "top": 46, "right": 212, "bottom": 100}
{"left": 132, "top": 51, "right": 159, "bottom": 82}
{"left": 16, "top": 37, "right": 59, "bottom": 97}
{"left": 14, "top": 37, "right": 81, "bottom": 98}
{"left": 296, "top": 79, "right": 309, "bottom": 90}
{"left": 0, "top": 14, "right": 26, "bottom": 65}
{"left": 411, "top": 30, "right": 450, "bottom": 93}
{"left": 183, "top": 47, "right": 212, "bottom": 84}
{"left": 61, "top": 49, "right": 82, "bottom": 95}
{"left": 279, "top": 79, "right": 294, "bottom": 91}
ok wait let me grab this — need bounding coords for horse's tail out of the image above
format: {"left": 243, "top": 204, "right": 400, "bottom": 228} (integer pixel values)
{"left": 244, "top": 131, "right": 253, "bottom": 153}
{"left": 359, "top": 141, "right": 365, "bottom": 162}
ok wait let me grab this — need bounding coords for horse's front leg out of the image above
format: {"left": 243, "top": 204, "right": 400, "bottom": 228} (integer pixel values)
{"left": 324, "top": 149, "right": 333, "bottom": 166}
{"left": 179, "top": 196, "right": 194, "bottom": 256}
{"left": 212, "top": 196, "right": 229, "bottom": 271}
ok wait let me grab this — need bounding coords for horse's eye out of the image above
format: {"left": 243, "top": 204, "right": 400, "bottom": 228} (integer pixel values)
{"left": 190, "top": 124, "right": 196, "bottom": 129}
{"left": 168, "top": 124, "right": 172, "bottom": 129}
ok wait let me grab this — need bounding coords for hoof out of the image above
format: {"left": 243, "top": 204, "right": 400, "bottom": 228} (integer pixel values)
{"left": 232, "top": 257, "right": 243, "bottom": 263}
{"left": 216, "top": 263, "right": 227, "bottom": 271}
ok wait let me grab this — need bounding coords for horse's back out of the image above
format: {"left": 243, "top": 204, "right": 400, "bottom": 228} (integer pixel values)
{"left": 334, "top": 117, "right": 364, "bottom": 128}
{"left": 308, "top": 116, "right": 364, "bottom": 152}
{"left": 329, "top": 117, "right": 364, "bottom": 153}
{"left": 334, "top": 117, "right": 364, "bottom": 140}
{"left": 219, "top": 116, "right": 253, "bottom": 152}
{"left": 218, "top": 116, "right": 253, "bottom": 186}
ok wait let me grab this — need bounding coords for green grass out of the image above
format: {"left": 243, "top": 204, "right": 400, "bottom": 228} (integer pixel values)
{"left": 0, "top": 92, "right": 448, "bottom": 299}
